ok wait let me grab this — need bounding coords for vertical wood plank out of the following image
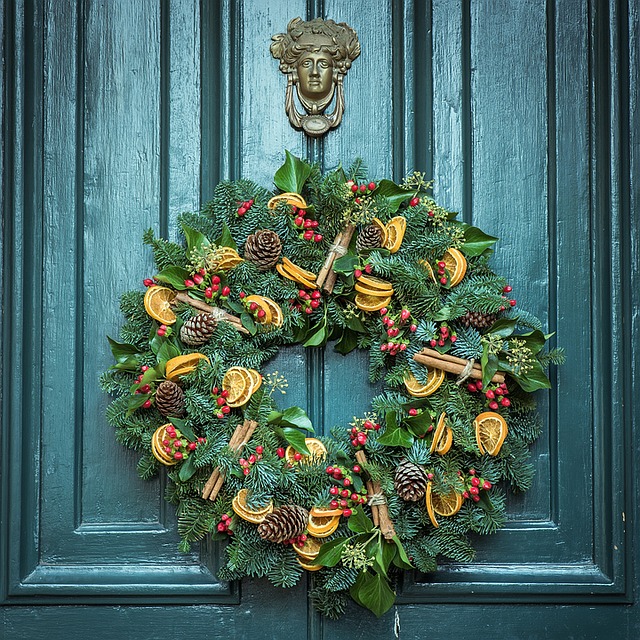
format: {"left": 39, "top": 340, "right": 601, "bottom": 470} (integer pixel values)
{"left": 82, "top": 0, "right": 161, "bottom": 524}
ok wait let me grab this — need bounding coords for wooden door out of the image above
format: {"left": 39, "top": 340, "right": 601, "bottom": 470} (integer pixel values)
{"left": 2, "top": 1, "right": 639, "bottom": 638}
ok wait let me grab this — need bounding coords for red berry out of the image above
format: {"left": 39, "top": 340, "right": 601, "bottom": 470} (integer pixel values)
{"left": 310, "top": 299, "right": 320, "bottom": 309}
{"left": 294, "top": 452, "right": 302, "bottom": 461}
{"left": 485, "top": 390, "right": 495, "bottom": 399}
{"left": 359, "top": 184, "right": 366, "bottom": 193}
{"left": 483, "top": 481, "right": 492, "bottom": 490}
{"left": 204, "top": 287, "right": 213, "bottom": 299}
{"left": 343, "top": 478, "right": 351, "bottom": 487}
{"left": 440, "top": 276, "right": 448, "bottom": 285}
{"left": 352, "top": 465, "right": 361, "bottom": 473}
{"left": 341, "top": 489, "right": 350, "bottom": 498}
{"left": 212, "top": 284, "right": 219, "bottom": 292}
{"left": 173, "top": 451, "right": 183, "bottom": 460}
{"left": 354, "top": 269, "right": 362, "bottom": 278}
{"left": 342, "top": 508, "right": 352, "bottom": 517}
{"left": 304, "top": 307, "right": 313, "bottom": 314}
{"left": 303, "top": 230, "right": 313, "bottom": 240}
{"left": 326, "top": 466, "right": 334, "bottom": 474}
{"left": 142, "top": 399, "right": 152, "bottom": 409}
{"left": 141, "top": 365, "right": 149, "bottom": 372}
{"left": 139, "top": 384, "right": 150, "bottom": 393}
{"left": 157, "top": 328, "right": 166, "bottom": 336}
{"left": 475, "top": 382, "right": 483, "bottom": 390}
{"left": 193, "top": 274, "right": 203, "bottom": 285}
{"left": 212, "top": 275, "right": 221, "bottom": 285}
{"left": 427, "top": 473, "right": 434, "bottom": 480}
{"left": 450, "top": 335, "right": 457, "bottom": 343}
{"left": 314, "top": 234, "right": 323, "bottom": 242}
{"left": 438, "top": 261, "right": 446, "bottom": 269}
{"left": 237, "top": 207, "right": 247, "bottom": 216}
{"left": 184, "top": 279, "right": 194, "bottom": 288}
{"left": 329, "top": 486, "right": 339, "bottom": 495}
{"left": 216, "top": 397, "right": 226, "bottom": 406}
{"left": 221, "top": 286, "right": 230, "bottom": 297}
{"left": 294, "top": 216, "right": 304, "bottom": 226}
{"left": 368, "top": 182, "right": 376, "bottom": 191}
{"left": 243, "top": 468, "right": 250, "bottom": 476}
{"left": 216, "top": 412, "right": 224, "bottom": 419}
{"left": 255, "top": 445, "right": 263, "bottom": 454}
{"left": 217, "top": 523, "right": 226, "bottom": 532}
{"left": 501, "top": 397, "right": 511, "bottom": 407}
{"left": 330, "top": 500, "right": 339, "bottom": 508}
{"left": 409, "top": 197, "right": 419, "bottom": 207}
{"left": 503, "top": 285, "right": 512, "bottom": 293}
{"left": 364, "top": 264, "right": 372, "bottom": 274}
{"left": 471, "top": 477, "right": 480, "bottom": 487}
{"left": 351, "top": 184, "right": 359, "bottom": 192}
{"left": 488, "top": 401, "right": 499, "bottom": 410}
{"left": 467, "top": 382, "right": 478, "bottom": 392}
{"left": 470, "top": 486, "right": 479, "bottom": 495}
{"left": 510, "top": 299, "right": 517, "bottom": 307}
{"left": 239, "top": 291, "right": 246, "bottom": 299}
{"left": 249, "top": 302, "right": 258, "bottom": 312}
{"left": 277, "top": 448, "right": 285, "bottom": 458}
{"left": 469, "top": 468, "right": 476, "bottom": 475}
{"left": 143, "top": 278, "right": 154, "bottom": 287}
{"left": 188, "top": 442, "right": 197, "bottom": 451}
{"left": 408, "top": 408, "right": 418, "bottom": 416}
{"left": 400, "top": 309, "right": 411, "bottom": 321}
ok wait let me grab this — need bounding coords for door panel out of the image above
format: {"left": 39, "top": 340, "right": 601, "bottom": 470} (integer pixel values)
{"left": 2, "top": 0, "right": 637, "bottom": 637}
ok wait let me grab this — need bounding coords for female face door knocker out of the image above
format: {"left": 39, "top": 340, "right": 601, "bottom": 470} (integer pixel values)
{"left": 271, "top": 17, "right": 360, "bottom": 137}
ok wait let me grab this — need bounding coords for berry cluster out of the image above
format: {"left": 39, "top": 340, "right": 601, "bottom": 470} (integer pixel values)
{"left": 237, "top": 291, "right": 269, "bottom": 322}
{"left": 461, "top": 469, "right": 492, "bottom": 503}
{"left": 238, "top": 445, "right": 264, "bottom": 476}
{"left": 326, "top": 465, "right": 368, "bottom": 517}
{"left": 143, "top": 278, "right": 156, "bottom": 288}
{"left": 378, "top": 307, "right": 417, "bottom": 356}
{"left": 353, "top": 263, "right": 373, "bottom": 278}
{"left": 160, "top": 424, "right": 203, "bottom": 461}
{"left": 348, "top": 180, "right": 376, "bottom": 197}
{"left": 499, "top": 284, "right": 517, "bottom": 310}
{"left": 428, "top": 323, "right": 457, "bottom": 349}
{"left": 133, "top": 365, "right": 154, "bottom": 409}
{"left": 284, "top": 533, "right": 308, "bottom": 548}
{"left": 185, "top": 270, "right": 231, "bottom": 301}
{"left": 236, "top": 198, "right": 254, "bottom": 217}
{"left": 211, "top": 386, "right": 232, "bottom": 419}
{"left": 348, "top": 419, "right": 381, "bottom": 448}
{"left": 291, "top": 206, "right": 323, "bottom": 242}
{"left": 291, "top": 289, "right": 322, "bottom": 315}
{"left": 216, "top": 513, "right": 234, "bottom": 535}
{"left": 467, "top": 380, "right": 511, "bottom": 410}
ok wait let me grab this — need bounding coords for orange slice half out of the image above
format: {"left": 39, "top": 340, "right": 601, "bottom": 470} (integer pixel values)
{"left": 165, "top": 353, "right": 210, "bottom": 381}
{"left": 297, "top": 557, "right": 323, "bottom": 571}
{"left": 285, "top": 438, "right": 327, "bottom": 465}
{"left": 404, "top": 368, "right": 445, "bottom": 397}
{"left": 307, "top": 513, "right": 340, "bottom": 538}
{"left": 442, "top": 248, "right": 467, "bottom": 287}
{"left": 232, "top": 489, "right": 274, "bottom": 523}
{"left": 267, "top": 192, "right": 308, "bottom": 210}
{"left": 144, "top": 286, "right": 177, "bottom": 325}
{"left": 426, "top": 481, "right": 463, "bottom": 528}
{"left": 276, "top": 262, "right": 318, "bottom": 289}
{"left": 474, "top": 411, "right": 508, "bottom": 456}
{"left": 293, "top": 536, "right": 323, "bottom": 561}
{"left": 384, "top": 216, "right": 407, "bottom": 253}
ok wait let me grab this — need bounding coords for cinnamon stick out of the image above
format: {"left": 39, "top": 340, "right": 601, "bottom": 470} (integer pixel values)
{"left": 201, "top": 419, "right": 259, "bottom": 501}
{"left": 316, "top": 229, "right": 343, "bottom": 289}
{"left": 316, "top": 223, "right": 356, "bottom": 293}
{"left": 173, "top": 292, "right": 249, "bottom": 335}
{"left": 413, "top": 351, "right": 505, "bottom": 384}
{"left": 355, "top": 450, "right": 396, "bottom": 540}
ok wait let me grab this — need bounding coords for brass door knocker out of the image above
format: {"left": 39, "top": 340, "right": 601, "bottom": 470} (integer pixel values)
{"left": 271, "top": 17, "right": 360, "bottom": 137}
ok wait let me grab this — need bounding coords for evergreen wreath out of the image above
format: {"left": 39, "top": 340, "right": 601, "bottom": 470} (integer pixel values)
{"left": 102, "top": 151, "right": 564, "bottom": 618}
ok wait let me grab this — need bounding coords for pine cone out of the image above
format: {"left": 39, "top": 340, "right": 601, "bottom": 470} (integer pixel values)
{"left": 459, "top": 311, "right": 498, "bottom": 332}
{"left": 180, "top": 313, "right": 217, "bottom": 346}
{"left": 394, "top": 459, "right": 427, "bottom": 502}
{"left": 244, "top": 229, "right": 282, "bottom": 271}
{"left": 356, "top": 224, "right": 383, "bottom": 252}
{"left": 155, "top": 380, "right": 185, "bottom": 417}
{"left": 257, "top": 505, "right": 309, "bottom": 543}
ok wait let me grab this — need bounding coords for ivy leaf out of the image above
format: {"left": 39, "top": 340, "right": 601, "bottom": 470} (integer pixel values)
{"left": 315, "top": 537, "right": 350, "bottom": 567}
{"left": 107, "top": 336, "right": 140, "bottom": 364}
{"left": 344, "top": 313, "right": 367, "bottom": 333}
{"left": 181, "top": 223, "right": 208, "bottom": 255}
{"left": 378, "top": 413, "right": 414, "bottom": 448}
{"left": 178, "top": 455, "right": 197, "bottom": 482}
{"left": 126, "top": 393, "right": 151, "bottom": 415}
{"left": 304, "top": 321, "right": 328, "bottom": 347}
{"left": 510, "top": 361, "right": 551, "bottom": 392}
{"left": 350, "top": 571, "right": 396, "bottom": 618}
{"left": 481, "top": 346, "right": 499, "bottom": 389}
{"left": 271, "top": 426, "right": 311, "bottom": 456}
{"left": 156, "top": 340, "right": 181, "bottom": 366}
{"left": 155, "top": 266, "right": 191, "bottom": 290}
{"left": 460, "top": 223, "right": 499, "bottom": 257}
{"left": 373, "top": 540, "right": 397, "bottom": 578}
{"left": 335, "top": 328, "right": 358, "bottom": 355}
{"left": 241, "top": 312, "right": 257, "bottom": 336}
{"left": 225, "top": 299, "right": 244, "bottom": 314}
{"left": 273, "top": 150, "right": 313, "bottom": 194}
{"left": 376, "top": 179, "right": 416, "bottom": 213}
{"left": 391, "top": 535, "right": 413, "bottom": 569}
{"left": 268, "top": 406, "right": 314, "bottom": 432}
{"left": 404, "top": 411, "right": 431, "bottom": 437}
{"left": 511, "top": 329, "right": 547, "bottom": 355}
{"left": 348, "top": 506, "right": 374, "bottom": 534}
{"left": 215, "top": 223, "right": 237, "bottom": 251}
{"left": 487, "top": 318, "right": 516, "bottom": 338}
{"left": 169, "top": 417, "right": 196, "bottom": 442}
{"left": 332, "top": 254, "right": 359, "bottom": 276}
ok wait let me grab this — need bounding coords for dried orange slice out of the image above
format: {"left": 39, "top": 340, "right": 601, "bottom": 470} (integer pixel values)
{"left": 310, "top": 506, "right": 344, "bottom": 518}
{"left": 267, "top": 192, "right": 308, "bottom": 210}
{"left": 356, "top": 274, "right": 393, "bottom": 291}
{"left": 282, "top": 256, "right": 317, "bottom": 281}
{"left": 246, "top": 368, "right": 263, "bottom": 393}
{"left": 261, "top": 296, "right": 284, "bottom": 327}
{"left": 442, "top": 248, "right": 467, "bottom": 286}
{"left": 354, "top": 292, "right": 393, "bottom": 312}
{"left": 165, "top": 353, "right": 210, "bottom": 380}
{"left": 426, "top": 482, "right": 462, "bottom": 527}
{"left": 285, "top": 438, "right": 327, "bottom": 465}
{"left": 419, "top": 259, "right": 438, "bottom": 284}
{"left": 354, "top": 282, "right": 395, "bottom": 296}
{"left": 222, "top": 366, "right": 257, "bottom": 407}
{"left": 429, "top": 412, "right": 449, "bottom": 454}
{"left": 276, "top": 262, "right": 317, "bottom": 289}
{"left": 232, "top": 489, "right": 274, "bottom": 523}
{"left": 307, "top": 513, "right": 340, "bottom": 538}
{"left": 245, "top": 295, "right": 273, "bottom": 325}
{"left": 370, "top": 217, "right": 388, "bottom": 246}
{"left": 293, "top": 535, "right": 323, "bottom": 561}
{"left": 297, "top": 557, "right": 323, "bottom": 571}
{"left": 384, "top": 216, "right": 407, "bottom": 253}
{"left": 151, "top": 425, "right": 177, "bottom": 466}
{"left": 474, "top": 411, "right": 508, "bottom": 456}
{"left": 144, "top": 286, "right": 177, "bottom": 325}
{"left": 404, "top": 368, "right": 445, "bottom": 397}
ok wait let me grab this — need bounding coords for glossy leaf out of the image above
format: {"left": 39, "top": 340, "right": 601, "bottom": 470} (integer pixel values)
{"left": 155, "top": 265, "right": 191, "bottom": 290}
{"left": 315, "top": 537, "right": 350, "bottom": 567}
{"left": 273, "top": 150, "right": 313, "bottom": 194}
{"left": 350, "top": 570, "right": 396, "bottom": 618}
{"left": 460, "top": 223, "right": 499, "bottom": 256}
{"left": 376, "top": 179, "right": 416, "bottom": 213}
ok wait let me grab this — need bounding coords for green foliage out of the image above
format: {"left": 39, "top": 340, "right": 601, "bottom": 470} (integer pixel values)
{"left": 103, "top": 152, "right": 559, "bottom": 619}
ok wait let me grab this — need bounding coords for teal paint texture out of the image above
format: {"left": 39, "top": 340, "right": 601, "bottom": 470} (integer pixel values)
{"left": 1, "top": 0, "right": 638, "bottom": 638}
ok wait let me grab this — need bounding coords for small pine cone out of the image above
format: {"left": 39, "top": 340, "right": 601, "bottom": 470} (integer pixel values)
{"left": 394, "top": 459, "right": 428, "bottom": 502}
{"left": 257, "top": 505, "right": 309, "bottom": 543}
{"left": 155, "top": 380, "right": 185, "bottom": 417}
{"left": 459, "top": 311, "right": 498, "bottom": 332}
{"left": 244, "top": 229, "right": 282, "bottom": 271}
{"left": 356, "top": 224, "right": 383, "bottom": 252}
{"left": 180, "top": 313, "right": 218, "bottom": 346}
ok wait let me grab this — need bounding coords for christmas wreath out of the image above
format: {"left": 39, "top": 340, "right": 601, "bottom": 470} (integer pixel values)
{"left": 102, "top": 151, "right": 563, "bottom": 618}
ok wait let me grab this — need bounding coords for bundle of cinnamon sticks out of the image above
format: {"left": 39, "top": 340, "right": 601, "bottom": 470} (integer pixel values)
{"left": 173, "top": 292, "right": 249, "bottom": 335}
{"left": 355, "top": 450, "right": 396, "bottom": 540}
{"left": 201, "top": 419, "right": 258, "bottom": 501}
{"left": 413, "top": 347, "right": 505, "bottom": 384}
{"left": 316, "top": 223, "right": 356, "bottom": 294}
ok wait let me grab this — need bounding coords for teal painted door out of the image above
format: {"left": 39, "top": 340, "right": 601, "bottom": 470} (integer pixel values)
{"left": 2, "top": 0, "right": 639, "bottom": 638}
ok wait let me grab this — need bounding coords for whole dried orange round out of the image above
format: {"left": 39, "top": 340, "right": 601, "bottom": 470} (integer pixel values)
{"left": 222, "top": 366, "right": 256, "bottom": 407}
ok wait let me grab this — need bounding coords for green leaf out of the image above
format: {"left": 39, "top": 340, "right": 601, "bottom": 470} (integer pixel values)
{"left": 273, "top": 150, "right": 313, "bottom": 194}
{"left": 181, "top": 223, "right": 208, "bottom": 255}
{"left": 335, "top": 328, "right": 358, "bottom": 355}
{"left": 215, "top": 223, "right": 237, "bottom": 251}
{"left": 512, "top": 329, "right": 547, "bottom": 355}
{"left": 126, "top": 393, "right": 151, "bottom": 414}
{"left": 107, "top": 336, "right": 140, "bottom": 363}
{"left": 272, "top": 426, "right": 311, "bottom": 456}
{"left": 315, "top": 537, "right": 350, "bottom": 567}
{"left": 348, "top": 506, "right": 374, "bottom": 533}
{"left": 487, "top": 318, "right": 516, "bottom": 338}
{"left": 156, "top": 340, "right": 181, "bottom": 365}
{"left": 404, "top": 411, "right": 431, "bottom": 438}
{"left": 332, "top": 254, "right": 359, "bottom": 276}
{"left": 169, "top": 417, "right": 196, "bottom": 442}
{"left": 155, "top": 265, "right": 191, "bottom": 290}
{"left": 460, "top": 224, "right": 499, "bottom": 256}
{"left": 376, "top": 179, "right": 415, "bottom": 213}
{"left": 377, "top": 424, "right": 414, "bottom": 448}
{"left": 391, "top": 535, "right": 413, "bottom": 569}
{"left": 178, "top": 455, "right": 197, "bottom": 481}
{"left": 241, "top": 312, "right": 257, "bottom": 336}
{"left": 481, "top": 348, "right": 499, "bottom": 389}
{"left": 303, "top": 322, "right": 327, "bottom": 347}
{"left": 433, "top": 306, "right": 451, "bottom": 322}
{"left": 373, "top": 540, "right": 397, "bottom": 578}
{"left": 275, "top": 406, "right": 314, "bottom": 432}
{"left": 350, "top": 571, "right": 396, "bottom": 618}
{"left": 511, "top": 361, "right": 552, "bottom": 392}
{"left": 344, "top": 313, "right": 367, "bottom": 333}
{"left": 225, "top": 299, "right": 244, "bottom": 314}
